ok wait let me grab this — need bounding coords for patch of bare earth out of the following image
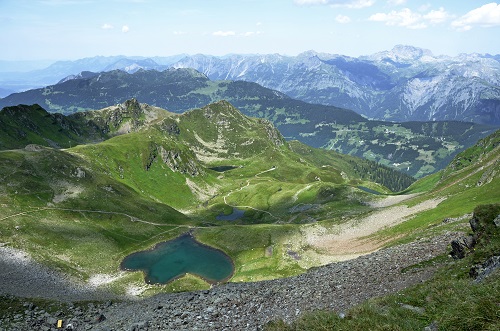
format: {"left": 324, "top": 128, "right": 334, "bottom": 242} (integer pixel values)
{"left": 0, "top": 245, "right": 115, "bottom": 301}
{"left": 305, "top": 196, "right": 445, "bottom": 261}
{"left": 185, "top": 178, "right": 219, "bottom": 202}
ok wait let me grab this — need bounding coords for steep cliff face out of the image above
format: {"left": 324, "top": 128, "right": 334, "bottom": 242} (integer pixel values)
{"left": 158, "top": 146, "right": 203, "bottom": 176}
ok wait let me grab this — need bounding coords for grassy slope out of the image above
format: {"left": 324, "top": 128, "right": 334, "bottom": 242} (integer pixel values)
{"left": 266, "top": 130, "right": 500, "bottom": 330}
{"left": 2, "top": 101, "right": 494, "bottom": 300}
{"left": 1, "top": 101, "right": 397, "bottom": 295}
{"left": 0, "top": 147, "right": 191, "bottom": 282}
{"left": 0, "top": 104, "right": 88, "bottom": 149}
{"left": 266, "top": 204, "right": 500, "bottom": 331}
{"left": 376, "top": 129, "right": 500, "bottom": 244}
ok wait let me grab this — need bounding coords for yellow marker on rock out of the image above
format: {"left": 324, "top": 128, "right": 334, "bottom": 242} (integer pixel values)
{"left": 57, "top": 320, "right": 63, "bottom": 328}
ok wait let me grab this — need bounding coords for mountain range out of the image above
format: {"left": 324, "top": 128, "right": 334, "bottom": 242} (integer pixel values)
{"left": 1, "top": 45, "right": 499, "bottom": 125}
{"left": 1, "top": 46, "right": 499, "bottom": 330}
{"left": 0, "top": 68, "right": 494, "bottom": 178}
{"left": 172, "top": 45, "right": 500, "bottom": 125}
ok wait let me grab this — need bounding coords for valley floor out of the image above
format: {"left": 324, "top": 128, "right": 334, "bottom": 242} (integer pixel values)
{"left": 1, "top": 194, "right": 437, "bottom": 301}
{"left": 1, "top": 194, "right": 470, "bottom": 330}
{"left": 1, "top": 231, "right": 462, "bottom": 330}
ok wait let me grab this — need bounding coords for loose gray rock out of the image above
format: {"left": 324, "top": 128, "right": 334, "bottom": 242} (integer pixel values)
{"left": 470, "top": 255, "right": 500, "bottom": 282}
{"left": 1, "top": 232, "right": 462, "bottom": 331}
{"left": 493, "top": 215, "right": 500, "bottom": 228}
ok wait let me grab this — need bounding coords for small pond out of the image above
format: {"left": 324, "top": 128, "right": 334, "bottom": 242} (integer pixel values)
{"left": 358, "top": 186, "right": 382, "bottom": 195}
{"left": 209, "top": 165, "right": 238, "bottom": 172}
{"left": 216, "top": 207, "right": 245, "bottom": 221}
{"left": 120, "top": 233, "right": 234, "bottom": 285}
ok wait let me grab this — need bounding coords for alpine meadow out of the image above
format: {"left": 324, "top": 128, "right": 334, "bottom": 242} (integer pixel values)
{"left": 0, "top": 0, "right": 499, "bottom": 330}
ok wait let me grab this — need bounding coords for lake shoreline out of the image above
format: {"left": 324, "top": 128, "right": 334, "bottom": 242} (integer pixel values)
{"left": 120, "top": 231, "right": 235, "bottom": 285}
{"left": 1, "top": 231, "right": 462, "bottom": 330}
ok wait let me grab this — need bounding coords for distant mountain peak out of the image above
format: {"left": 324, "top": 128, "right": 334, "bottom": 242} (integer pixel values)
{"left": 391, "top": 45, "right": 433, "bottom": 58}
{"left": 58, "top": 71, "right": 99, "bottom": 84}
{"left": 366, "top": 44, "right": 435, "bottom": 63}
{"left": 103, "top": 58, "right": 163, "bottom": 73}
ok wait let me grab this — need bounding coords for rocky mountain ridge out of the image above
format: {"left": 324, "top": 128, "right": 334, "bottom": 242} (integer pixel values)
{"left": 171, "top": 45, "right": 500, "bottom": 125}
{"left": 1, "top": 46, "right": 498, "bottom": 125}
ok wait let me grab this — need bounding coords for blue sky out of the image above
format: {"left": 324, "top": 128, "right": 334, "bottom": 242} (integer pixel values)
{"left": 1, "top": 0, "right": 499, "bottom": 60}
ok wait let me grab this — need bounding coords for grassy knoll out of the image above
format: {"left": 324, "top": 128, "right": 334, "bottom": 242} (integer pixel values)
{"left": 195, "top": 224, "right": 307, "bottom": 282}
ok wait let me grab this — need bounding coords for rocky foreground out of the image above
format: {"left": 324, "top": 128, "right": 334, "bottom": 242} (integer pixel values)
{"left": 0, "top": 232, "right": 461, "bottom": 331}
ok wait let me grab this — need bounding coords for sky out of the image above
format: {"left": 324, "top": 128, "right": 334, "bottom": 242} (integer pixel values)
{"left": 1, "top": 0, "right": 499, "bottom": 61}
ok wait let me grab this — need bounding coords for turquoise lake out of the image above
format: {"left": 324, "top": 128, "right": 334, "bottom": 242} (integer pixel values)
{"left": 120, "top": 234, "right": 234, "bottom": 285}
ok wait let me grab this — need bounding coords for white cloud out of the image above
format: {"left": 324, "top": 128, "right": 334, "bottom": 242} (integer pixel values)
{"left": 121, "top": 25, "right": 129, "bottom": 33}
{"left": 173, "top": 31, "right": 187, "bottom": 35}
{"left": 241, "top": 31, "right": 262, "bottom": 37}
{"left": 452, "top": 3, "right": 500, "bottom": 31}
{"left": 331, "top": 0, "right": 375, "bottom": 8}
{"left": 424, "top": 7, "right": 451, "bottom": 24}
{"left": 369, "top": 7, "right": 452, "bottom": 29}
{"left": 101, "top": 23, "right": 114, "bottom": 30}
{"left": 212, "top": 31, "right": 236, "bottom": 37}
{"left": 335, "top": 14, "right": 351, "bottom": 24}
{"left": 387, "top": 0, "right": 406, "bottom": 5}
{"left": 418, "top": 3, "right": 431, "bottom": 12}
{"left": 294, "top": 0, "right": 327, "bottom": 4}
{"left": 294, "top": 0, "right": 374, "bottom": 8}
{"left": 369, "top": 8, "right": 425, "bottom": 29}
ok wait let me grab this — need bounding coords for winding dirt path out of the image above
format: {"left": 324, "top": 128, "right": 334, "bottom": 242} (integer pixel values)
{"left": 222, "top": 167, "right": 280, "bottom": 220}
{"left": 368, "top": 193, "right": 420, "bottom": 208}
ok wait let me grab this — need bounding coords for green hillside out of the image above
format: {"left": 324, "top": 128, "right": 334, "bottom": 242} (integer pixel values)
{"left": 0, "top": 69, "right": 494, "bottom": 177}
{"left": 267, "top": 130, "right": 500, "bottom": 330}
{"left": 0, "top": 101, "right": 498, "bottom": 331}
{"left": 0, "top": 104, "right": 103, "bottom": 149}
{"left": 0, "top": 100, "right": 415, "bottom": 295}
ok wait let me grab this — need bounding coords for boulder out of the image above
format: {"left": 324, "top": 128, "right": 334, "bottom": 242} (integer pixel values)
{"left": 450, "top": 236, "right": 475, "bottom": 259}
{"left": 469, "top": 255, "right": 500, "bottom": 282}
{"left": 493, "top": 215, "right": 500, "bottom": 228}
{"left": 469, "top": 216, "right": 481, "bottom": 233}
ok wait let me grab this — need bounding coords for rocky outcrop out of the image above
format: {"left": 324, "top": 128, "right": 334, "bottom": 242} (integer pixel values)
{"left": 469, "top": 255, "right": 500, "bottom": 283}
{"left": 159, "top": 119, "right": 180, "bottom": 136}
{"left": 24, "top": 144, "right": 45, "bottom": 152}
{"left": 259, "top": 118, "right": 285, "bottom": 147}
{"left": 449, "top": 210, "right": 500, "bottom": 259}
{"left": 448, "top": 205, "right": 500, "bottom": 284}
{"left": 494, "top": 215, "right": 500, "bottom": 228}
{"left": 158, "top": 146, "right": 203, "bottom": 177}
{"left": 450, "top": 235, "right": 476, "bottom": 259}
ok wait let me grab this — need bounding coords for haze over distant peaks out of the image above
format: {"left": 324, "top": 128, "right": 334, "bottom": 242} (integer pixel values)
{"left": 1, "top": 45, "right": 499, "bottom": 125}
